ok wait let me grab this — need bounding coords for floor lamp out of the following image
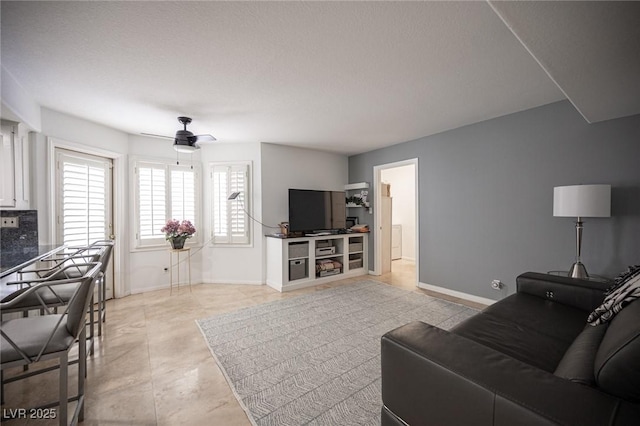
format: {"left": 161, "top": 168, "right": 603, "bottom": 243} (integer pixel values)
{"left": 553, "top": 184, "right": 611, "bottom": 279}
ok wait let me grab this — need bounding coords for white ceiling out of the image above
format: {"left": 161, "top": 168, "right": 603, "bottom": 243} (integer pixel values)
{"left": 1, "top": 1, "right": 638, "bottom": 155}
{"left": 489, "top": 0, "right": 640, "bottom": 124}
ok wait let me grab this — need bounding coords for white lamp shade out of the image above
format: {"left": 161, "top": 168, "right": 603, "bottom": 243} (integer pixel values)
{"left": 553, "top": 184, "right": 611, "bottom": 217}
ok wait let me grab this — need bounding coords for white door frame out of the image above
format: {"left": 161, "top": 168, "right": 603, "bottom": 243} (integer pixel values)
{"left": 372, "top": 159, "right": 419, "bottom": 286}
{"left": 48, "top": 137, "right": 127, "bottom": 298}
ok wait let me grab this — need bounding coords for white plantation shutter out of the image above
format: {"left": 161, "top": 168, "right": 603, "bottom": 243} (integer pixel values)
{"left": 134, "top": 160, "right": 201, "bottom": 248}
{"left": 171, "top": 167, "right": 196, "bottom": 224}
{"left": 137, "top": 163, "right": 166, "bottom": 242}
{"left": 229, "top": 168, "right": 246, "bottom": 238}
{"left": 57, "top": 150, "right": 111, "bottom": 247}
{"left": 212, "top": 167, "right": 228, "bottom": 240}
{"left": 211, "top": 162, "right": 251, "bottom": 245}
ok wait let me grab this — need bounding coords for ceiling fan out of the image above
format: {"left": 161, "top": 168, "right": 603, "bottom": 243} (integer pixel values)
{"left": 142, "top": 116, "right": 216, "bottom": 153}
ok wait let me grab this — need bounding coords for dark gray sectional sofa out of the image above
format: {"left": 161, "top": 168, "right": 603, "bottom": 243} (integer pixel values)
{"left": 381, "top": 272, "right": 640, "bottom": 425}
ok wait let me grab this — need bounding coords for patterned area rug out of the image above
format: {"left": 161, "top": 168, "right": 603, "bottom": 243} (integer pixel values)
{"left": 196, "top": 280, "right": 479, "bottom": 426}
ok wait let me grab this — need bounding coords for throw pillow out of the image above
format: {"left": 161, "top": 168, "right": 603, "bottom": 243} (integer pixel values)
{"left": 587, "top": 265, "right": 640, "bottom": 326}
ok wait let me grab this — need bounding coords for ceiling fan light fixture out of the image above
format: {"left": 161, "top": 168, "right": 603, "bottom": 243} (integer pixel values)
{"left": 173, "top": 142, "right": 199, "bottom": 153}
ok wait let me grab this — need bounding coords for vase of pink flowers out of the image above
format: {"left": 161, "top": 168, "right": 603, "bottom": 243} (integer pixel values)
{"left": 161, "top": 219, "right": 196, "bottom": 249}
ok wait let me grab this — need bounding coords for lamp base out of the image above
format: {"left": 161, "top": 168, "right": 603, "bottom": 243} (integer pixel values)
{"left": 568, "top": 261, "right": 589, "bottom": 279}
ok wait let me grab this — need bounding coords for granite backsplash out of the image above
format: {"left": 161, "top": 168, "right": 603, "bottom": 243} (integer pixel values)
{"left": 1, "top": 210, "right": 39, "bottom": 269}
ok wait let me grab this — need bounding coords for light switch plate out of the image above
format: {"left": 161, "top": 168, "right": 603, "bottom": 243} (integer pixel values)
{"left": 1, "top": 217, "right": 19, "bottom": 228}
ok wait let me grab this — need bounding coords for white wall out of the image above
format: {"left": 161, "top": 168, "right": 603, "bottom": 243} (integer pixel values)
{"left": 126, "top": 135, "right": 205, "bottom": 293}
{"left": 26, "top": 109, "right": 350, "bottom": 294}
{"left": 261, "top": 143, "right": 349, "bottom": 230}
{"left": 33, "top": 111, "right": 202, "bottom": 296}
{"left": 36, "top": 108, "right": 130, "bottom": 296}
{"left": 41, "top": 108, "right": 129, "bottom": 153}
{"left": 1, "top": 65, "right": 42, "bottom": 131}
{"left": 381, "top": 164, "right": 416, "bottom": 261}
{"left": 30, "top": 132, "right": 50, "bottom": 242}
{"left": 199, "top": 142, "right": 264, "bottom": 285}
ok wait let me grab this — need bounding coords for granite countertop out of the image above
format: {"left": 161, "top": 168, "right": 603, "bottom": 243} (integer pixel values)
{"left": 0, "top": 244, "right": 64, "bottom": 278}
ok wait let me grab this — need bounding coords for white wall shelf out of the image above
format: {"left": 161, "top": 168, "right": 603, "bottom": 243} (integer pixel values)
{"left": 345, "top": 182, "right": 370, "bottom": 209}
{"left": 344, "top": 182, "right": 369, "bottom": 191}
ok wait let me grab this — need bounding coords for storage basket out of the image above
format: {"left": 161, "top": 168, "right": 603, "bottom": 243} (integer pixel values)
{"left": 288, "top": 242, "right": 309, "bottom": 258}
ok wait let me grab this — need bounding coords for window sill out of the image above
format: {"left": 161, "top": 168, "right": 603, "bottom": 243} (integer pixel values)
{"left": 209, "top": 242, "right": 254, "bottom": 248}
{"left": 130, "top": 241, "right": 203, "bottom": 253}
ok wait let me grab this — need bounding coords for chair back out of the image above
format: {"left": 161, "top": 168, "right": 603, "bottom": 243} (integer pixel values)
{"left": 43, "top": 245, "right": 107, "bottom": 280}
{"left": 64, "top": 262, "right": 102, "bottom": 339}
{"left": 93, "top": 240, "right": 114, "bottom": 275}
{"left": 1, "top": 262, "right": 102, "bottom": 365}
{"left": 74, "top": 240, "right": 114, "bottom": 278}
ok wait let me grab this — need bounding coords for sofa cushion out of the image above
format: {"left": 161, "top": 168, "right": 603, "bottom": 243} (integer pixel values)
{"left": 453, "top": 313, "right": 569, "bottom": 372}
{"left": 452, "top": 293, "right": 588, "bottom": 372}
{"left": 594, "top": 299, "right": 640, "bottom": 402}
{"left": 554, "top": 323, "right": 608, "bottom": 385}
{"left": 482, "top": 293, "right": 589, "bottom": 342}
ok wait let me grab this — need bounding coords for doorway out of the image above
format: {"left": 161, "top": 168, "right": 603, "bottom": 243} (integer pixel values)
{"left": 55, "top": 148, "right": 114, "bottom": 299}
{"left": 373, "top": 159, "right": 418, "bottom": 288}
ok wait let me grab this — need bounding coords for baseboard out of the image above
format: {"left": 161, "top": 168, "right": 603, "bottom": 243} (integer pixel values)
{"left": 129, "top": 280, "right": 264, "bottom": 294}
{"left": 269, "top": 269, "right": 368, "bottom": 293}
{"left": 130, "top": 284, "right": 175, "bottom": 294}
{"left": 266, "top": 280, "right": 283, "bottom": 292}
{"left": 200, "top": 280, "right": 264, "bottom": 286}
{"left": 418, "top": 282, "right": 496, "bottom": 306}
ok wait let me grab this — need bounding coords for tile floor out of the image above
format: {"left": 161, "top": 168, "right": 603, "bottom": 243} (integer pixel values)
{"left": 1, "top": 259, "right": 484, "bottom": 425}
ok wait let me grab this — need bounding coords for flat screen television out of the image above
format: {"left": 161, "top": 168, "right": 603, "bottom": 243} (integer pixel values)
{"left": 288, "top": 189, "right": 346, "bottom": 233}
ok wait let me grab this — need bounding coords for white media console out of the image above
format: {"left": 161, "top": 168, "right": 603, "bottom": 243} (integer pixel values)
{"left": 266, "top": 233, "right": 369, "bottom": 292}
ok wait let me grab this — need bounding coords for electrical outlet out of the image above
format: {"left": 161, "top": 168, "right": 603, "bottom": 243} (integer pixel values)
{"left": 491, "top": 279, "right": 503, "bottom": 290}
{"left": 1, "top": 217, "right": 19, "bottom": 228}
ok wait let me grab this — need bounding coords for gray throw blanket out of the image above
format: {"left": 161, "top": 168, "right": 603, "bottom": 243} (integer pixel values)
{"left": 588, "top": 265, "right": 640, "bottom": 326}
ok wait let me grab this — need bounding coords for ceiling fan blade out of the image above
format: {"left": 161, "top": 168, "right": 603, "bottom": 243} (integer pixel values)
{"left": 141, "top": 132, "right": 174, "bottom": 140}
{"left": 191, "top": 134, "right": 217, "bottom": 143}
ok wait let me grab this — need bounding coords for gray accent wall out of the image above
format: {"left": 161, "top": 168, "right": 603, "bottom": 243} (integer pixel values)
{"left": 349, "top": 101, "right": 640, "bottom": 300}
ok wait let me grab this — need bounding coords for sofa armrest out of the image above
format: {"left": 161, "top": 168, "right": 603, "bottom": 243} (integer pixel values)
{"left": 381, "top": 321, "right": 639, "bottom": 426}
{"left": 516, "top": 272, "right": 609, "bottom": 312}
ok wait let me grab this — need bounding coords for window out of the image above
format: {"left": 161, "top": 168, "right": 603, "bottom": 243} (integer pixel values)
{"left": 133, "top": 159, "right": 201, "bottom": 248}
{"left": 211, "top": 162, "right": 251, "bottom": 245}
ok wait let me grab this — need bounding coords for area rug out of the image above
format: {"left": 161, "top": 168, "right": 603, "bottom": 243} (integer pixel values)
{"left": 196, "top": 280, "right": 479, "bottom": 426}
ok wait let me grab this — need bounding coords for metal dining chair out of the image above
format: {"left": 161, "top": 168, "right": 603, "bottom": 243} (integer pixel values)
{"left": 45, "top": 240, "right": 114, "bottom": 336}
{"left": 1, "top": 262, "right": 102, "bottom": 426}
{"left": 83, "top": 240, "right": 114, "bottom": 335}
{"left": 5, "top": 240, "right": 114, "bottom": 343}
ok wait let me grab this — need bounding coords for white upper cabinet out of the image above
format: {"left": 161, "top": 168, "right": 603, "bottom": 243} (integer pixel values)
{"left": 0, "top": 122, "right": 29, "bottom": 209}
